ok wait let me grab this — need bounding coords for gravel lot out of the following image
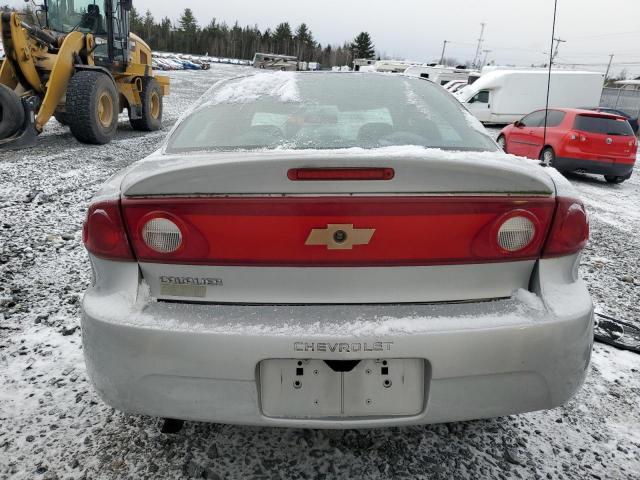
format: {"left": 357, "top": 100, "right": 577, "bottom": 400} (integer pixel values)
{"left": 1, "top": 66, "right": 639, "bottom": 479}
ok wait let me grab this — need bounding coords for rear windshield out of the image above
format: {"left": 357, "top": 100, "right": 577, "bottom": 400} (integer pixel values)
{"left": 574, "top": 115, "right": 634, "bottom": 136}
{"left": 166, "top": 72, "right": 497, "bottom": 153}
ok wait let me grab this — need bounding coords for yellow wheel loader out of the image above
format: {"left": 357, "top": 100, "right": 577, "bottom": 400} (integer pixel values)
{"left": 0, "top": 0, "right": 169, "bottom": 149}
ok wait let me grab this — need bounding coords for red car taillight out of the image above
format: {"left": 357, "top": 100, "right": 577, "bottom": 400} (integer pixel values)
{"left": 542, "top": 197, "right": 589, "bottom": 258}
{"left": 83, "top": 200, "right": 135, "bottom": 261}
{"left": 121, "top": 196, "right": 556, "bottom": 266}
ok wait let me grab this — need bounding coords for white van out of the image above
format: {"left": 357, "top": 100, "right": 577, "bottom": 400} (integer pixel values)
{"left": 459, "top": 69, "right": 605, "bottom": 124}
{"left": 405, "top": 65, "right": 472, "bottom": 87}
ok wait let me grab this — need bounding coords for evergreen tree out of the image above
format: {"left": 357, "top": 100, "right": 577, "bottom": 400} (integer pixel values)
{"left": 179, "top": 8, "right": 198, "bottom": 32}
{"left": 129, "top": 7, "right": 144, "bottom": 35}
{"left": 143, "top": 10, "right": 155, "bottom": 44}
{"left": 262, "top": 28, "right": 273, "bottom": 52}
{"left": 179, "top": 8, "right": 198, "bottom": 53}
{"left": 158, "top": 17, "right": 172, "bottom": 51}
{"left": 294, "top": 23, "right": 314, "bottom": 60}
{"left": 351, "top": 32, "right": 375, "bottom": 59}
{"left": 273, "top": 22, "right": 292, "bottom": 55}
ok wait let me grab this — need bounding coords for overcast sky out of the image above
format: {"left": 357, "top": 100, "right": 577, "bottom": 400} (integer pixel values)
{"left": 10, "top": 0, "right": 640, "bottom": 75}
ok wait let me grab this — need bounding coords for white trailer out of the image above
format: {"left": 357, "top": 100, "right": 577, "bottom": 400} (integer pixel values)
{"left": 374, "top": 60, "right": 417, "bottom": 73}
{"left": 443, "top": 80, "right": 468, "bottom": 92}
{"left": 253, "top": 53, "right": 299, "bottom": 71}
{"left": 404, "top": 65, "right": 473, "bottom": 86}
{"left": 353, "top": 58, "right": 376, "bottom": 71}
{"left": 459, "top": 69, "right": 605, "bottom": 124}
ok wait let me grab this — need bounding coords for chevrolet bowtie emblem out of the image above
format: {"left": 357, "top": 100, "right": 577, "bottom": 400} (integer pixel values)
{"left": 305, "top": 224, "right": 376, "bottom": 250}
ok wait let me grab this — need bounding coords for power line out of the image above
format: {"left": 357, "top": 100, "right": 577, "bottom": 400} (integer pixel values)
{"left": 555, "top": 60, "right": 640, "bottom": 66}
{"left": 568, "top": 29, "right": 640, "bottom": 40}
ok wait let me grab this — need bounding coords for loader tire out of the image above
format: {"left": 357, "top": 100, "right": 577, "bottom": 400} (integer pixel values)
{"left": 0, "top": 84, "right": 25, "bottom": 140}
{"left": 129, "top": 78, "right": 163, "bottom": 132}
{"left": 54, "top": 111, "right": 69, "bottom": 126}
{"left": 66, "top": 71, "right": 118, "bottom": 145}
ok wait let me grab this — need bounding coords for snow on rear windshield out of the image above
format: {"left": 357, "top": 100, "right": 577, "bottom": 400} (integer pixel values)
{"left": 209, "top": 71, "right": 301, "bottom": 104}
{"left": 166, "top": 73, "right": 497, "bottom": 153}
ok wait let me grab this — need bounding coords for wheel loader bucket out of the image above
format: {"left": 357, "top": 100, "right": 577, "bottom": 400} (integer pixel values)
{"left": 0, "top": 118, "right": 39, "bottom": 150}
{"left": 0, "top": 86, "right": 39, "bottom": 151}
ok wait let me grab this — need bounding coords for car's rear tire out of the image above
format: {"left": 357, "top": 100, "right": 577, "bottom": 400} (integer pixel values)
{"left": 540, "top": 147, "right": 555, "bottom": 167}
{"left": 67, "top": 71, "right": 119, "bottom": 145}
{"left": 0, "top": 84, "right": 26, "bottom": 139}
{"left": 496, "top": 135, "right": 507, "bottom": 152}
{"left": 604, "top": 175, "right": 626, "bottom": 184}
{"left": 129, "top": 78, "right": 163, "bottom": 132}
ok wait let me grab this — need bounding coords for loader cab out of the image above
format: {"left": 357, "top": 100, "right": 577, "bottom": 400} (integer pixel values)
{"left": 45, "top": 0, "right": 131, "bottom": 70}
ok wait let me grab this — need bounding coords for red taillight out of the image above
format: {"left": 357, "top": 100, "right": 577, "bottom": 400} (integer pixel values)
{"left": 83, "top": 200, "right": 134, "bottom": 261}
{"left": 542, "top": 197, "right": 589, "bottom": 258}
{"left": 287, "top": 168, "right": 395, "bottom": 181}
{"left": 472, "top": 209, "right": 544, "bottom": 259}
{"left": 121, "top": 196, "right": 556, "bottom": 266}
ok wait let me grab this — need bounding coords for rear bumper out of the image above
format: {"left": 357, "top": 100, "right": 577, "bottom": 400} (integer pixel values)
{"left": 82, "top": 257, "right": 593, "bottom": 428}
{"left": 554, "top": 156, "right": 635, "bottom": 177}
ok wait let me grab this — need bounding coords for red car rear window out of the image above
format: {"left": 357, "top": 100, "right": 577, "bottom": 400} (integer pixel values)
{"left": 574, "top": 115, "right": 634, "bottom": 136}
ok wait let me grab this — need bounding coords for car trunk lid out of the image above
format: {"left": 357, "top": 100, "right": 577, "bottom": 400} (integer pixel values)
{"left": 121, "top": 148, "right": 554, "bottom": 196}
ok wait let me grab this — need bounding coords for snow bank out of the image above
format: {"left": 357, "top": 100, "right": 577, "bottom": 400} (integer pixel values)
{"left": 82, "top": 281, "right": 154, "bottom": 324}
{"left": 511, "top": 288, "right": 545, "bottom": 311}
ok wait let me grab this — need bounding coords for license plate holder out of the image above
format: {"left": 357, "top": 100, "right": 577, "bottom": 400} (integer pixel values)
{"left": 260, "top": 358, "right": 424, "bottom": 419}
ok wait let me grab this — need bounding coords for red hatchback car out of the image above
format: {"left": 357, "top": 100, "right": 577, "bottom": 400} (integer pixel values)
{"left": 498, "top": 108, "right": 637, "bottom": 183}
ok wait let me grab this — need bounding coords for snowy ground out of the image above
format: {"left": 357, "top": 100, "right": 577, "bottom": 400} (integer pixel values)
{"left": 1, "top": 66, "right": 639, "bottom": 479}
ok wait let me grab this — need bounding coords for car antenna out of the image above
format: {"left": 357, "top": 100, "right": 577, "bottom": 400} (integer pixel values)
{"left": 542, "top": 0, "right": 559, "bottom": 167}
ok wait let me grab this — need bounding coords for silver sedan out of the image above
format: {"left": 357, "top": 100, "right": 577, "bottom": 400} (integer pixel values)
{"left": 81, "top": 72, "right": 593, "bottom": 428}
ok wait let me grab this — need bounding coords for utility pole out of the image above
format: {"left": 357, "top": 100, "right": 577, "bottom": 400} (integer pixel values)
{"left": 439, "top": 40, "right": 449, "bottom": 65}
{"left": 551, "top": 37, "right": 566, "bottom": 62}
{"left": 473, "top": 22, "right": 486, "bottom": 69}
{"left": 604, "top": 54, "right": 615, "bottom": 81}
{"left": 481, "top": 49, "right": 491, "bottom": 69}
